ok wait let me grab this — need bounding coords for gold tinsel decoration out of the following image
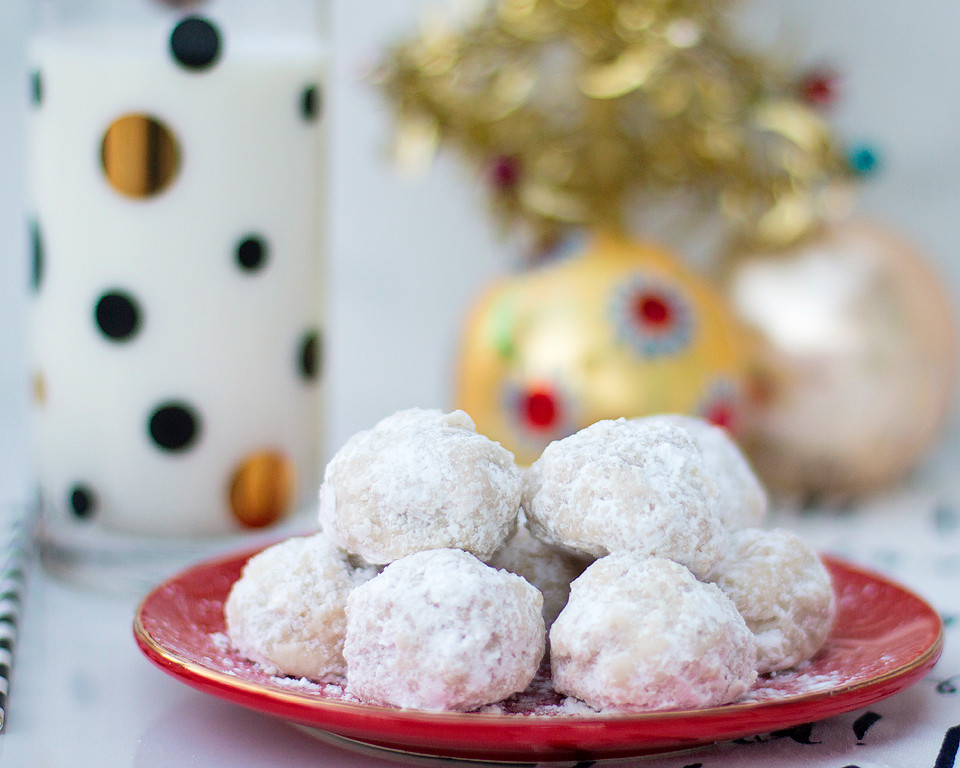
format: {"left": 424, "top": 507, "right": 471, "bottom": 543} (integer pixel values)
{"left": 376, "top": 0, "right": 856, "bottom": 250}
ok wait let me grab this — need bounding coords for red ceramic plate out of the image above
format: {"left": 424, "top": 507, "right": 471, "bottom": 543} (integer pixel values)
{"left": 134, "top": 548, "right": 943, "bottom": 764}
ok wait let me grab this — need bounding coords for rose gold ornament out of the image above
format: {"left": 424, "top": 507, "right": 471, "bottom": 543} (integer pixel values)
{"left": 722, "top": 219, "right": 957, "bottom": 499}
{"left": 456, "top": 230, "right": 749, "bottom": 465}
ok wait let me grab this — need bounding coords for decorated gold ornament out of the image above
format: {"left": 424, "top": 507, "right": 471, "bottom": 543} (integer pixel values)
{"left": 377, "top": 0, "right": 855, "bottom": 249}
{"left": 456, "top": 230, "right": 748, "bottom": 464}
{"left": 378, "top": 0, "right": 957, "bottom": 498}
{"left": 721, "top": 219, "right": 957, "bottom": 499}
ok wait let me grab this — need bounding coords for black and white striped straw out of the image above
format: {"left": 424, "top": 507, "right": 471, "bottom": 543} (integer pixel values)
{"left": 0, "top": 507, "right": 33, "bottom": 733}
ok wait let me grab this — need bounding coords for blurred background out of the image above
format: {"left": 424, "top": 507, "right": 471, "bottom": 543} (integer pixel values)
{"left": 2, "top": 0, "right": 959, "bottom": 509}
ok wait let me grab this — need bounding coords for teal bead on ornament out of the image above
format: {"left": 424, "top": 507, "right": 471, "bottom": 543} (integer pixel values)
{"left": 848, "top": 144, "right": 880, "bottom": 176}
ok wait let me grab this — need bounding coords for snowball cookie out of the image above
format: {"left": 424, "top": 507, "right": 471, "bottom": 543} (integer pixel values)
{"left": 523, "top": 418, "right": 728, "bottom": 578}
{"left": 637, "top": 414, "right": 767, "bottom": 531}
{"left": 344, "top": 548, "right": 545, "bottom": 711}
{"left": 709, "top": 527, "right": 836, "bottom": 674}
{"left": 488, "top": 521, "right": 592, "bottom": 628}
{"left": 321, "top": 408, "right": 521, "bottom": 564}
{"left": 224, "top": 533, "right": 377, "bottom": 679}
{"left": 550, "top": 553, "right": 757, "bottom": 711}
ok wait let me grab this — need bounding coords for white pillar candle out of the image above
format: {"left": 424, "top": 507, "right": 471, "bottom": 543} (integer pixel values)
{"left": 28, "top": 11, "right": 325, "bottom": 539}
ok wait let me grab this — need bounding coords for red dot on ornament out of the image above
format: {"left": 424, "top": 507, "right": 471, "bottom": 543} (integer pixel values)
{"left": 704, "top": 402, "right": 735, "bottom": 431}
{"left": 490, "top": 155, "right": 520, "bottom": 190}
{"left": 523, "top": 389, "right": 558, "bottom": 429}
{"left": 800, "top": 71, "right": 839, "bottom": 106}
{"left": 634, "top": 295, "right": 672, "bottom": 326}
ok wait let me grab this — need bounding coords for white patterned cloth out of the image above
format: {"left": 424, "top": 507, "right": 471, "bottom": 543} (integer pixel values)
{"left": 0, "top": 503, "right": 31, "bottom": 733}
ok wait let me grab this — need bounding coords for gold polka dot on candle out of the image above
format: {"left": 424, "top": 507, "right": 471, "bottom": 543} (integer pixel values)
{"left": 101, "top": 114, "right": 180, "bottom": 198}
{"left": 229, "top": 451, "right": 297, "bottom": 529}
{"left": 32, "top": 371, "right": 46, "bottom": 405}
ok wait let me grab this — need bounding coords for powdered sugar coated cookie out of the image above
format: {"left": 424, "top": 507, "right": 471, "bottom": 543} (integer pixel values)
{"left": 224, "top": 533, "right": 377, "bottom": 680}
{"left": 488, "top": 518, "right": 592, "bottom": 628}
{"left": 344, "top": 548, "right": 545, "bottom": 711}
{"left": 522, "top": 418, "right": 728, "bottom": 578}
{"left": 321, "top": 408, "right": 521, "bottom": 564}
{"left": 709, "top": 527, "right": 835, "bottom": 674}
{"left": 637, "top": 414, "right": 767, "bottom": 531}
{"left": 550, "top": 552, "right": 757, "bottom": 711}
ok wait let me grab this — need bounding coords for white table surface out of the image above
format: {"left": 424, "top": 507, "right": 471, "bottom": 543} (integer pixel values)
{"left": 3, "top": 1, "right": 960, "bottom": 766}
{"left": 0, "top": 421, "right": 957, "bottom": 768}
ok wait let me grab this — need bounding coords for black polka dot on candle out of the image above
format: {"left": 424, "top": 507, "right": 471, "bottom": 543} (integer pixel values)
{"left": 69, "top": 484, "right": 97, "bottom": 520}
{"left": 236, "top": 236, "right": 268, "bottom": 272}
{"left": 95, "top": 290, "right": 142, "bottom": 341}
{"left": 29, "top": 70, "right": 42, "bottom": 106}
{"left": 301, "top": 85, "right": 321, "bottom": 121}
{"left": 149, "top": 401, "right": 201, "bottom": 452}
{"left": 30, "top": 221, "right": 43, "bottom": 292}
{"left": 299, "top": 330, "right": 321, "bottom": 381}
{"left": 169, "top": 16, "right": 222, "bottom": 71}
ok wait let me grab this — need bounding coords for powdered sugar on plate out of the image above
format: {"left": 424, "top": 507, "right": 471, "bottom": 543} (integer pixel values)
{"left": 215, "top": 636, "right": 865, "bottom": 716}
{"left": 180, "top": 551, "right": 936, "bottom": 722}
{"left": 739, "top": 663, "right": 849, "bottom": 702}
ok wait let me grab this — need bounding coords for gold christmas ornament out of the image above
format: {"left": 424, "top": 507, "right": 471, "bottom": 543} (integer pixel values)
{"left": 376, "top": 0, "right": 854, "bottom": 250}
{"left": 377, "top": 0, "right": 956, "bottom": 498}
{"left": 722, "top": 219, "right": 957, "bottom": 499}
{"left": 456, "top": 230, "right": 749, "bottom": 464}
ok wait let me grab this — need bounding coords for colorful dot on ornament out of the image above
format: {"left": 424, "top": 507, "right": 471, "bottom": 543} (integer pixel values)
{"left": 799, "top": 69, "right": 839, "bottom": 107}
{"left": 487, "top": 297, "right": 517, "bottom": 360}
{"left": 635, "top": 295, "right": 671, "bottom": 326}
{"left": 698, "top": 379, "right": 741, "bottom": 432}
{"left": 503, "top": 380, "right": 574, "bottom": 443}
{"left": 490, "top": 155, "right": 521, "bottom": 191}
{"left": 702, "top": 400, "right": 735, "bottom": 430}
{"left": 611, "top": 275, "right": 693, "bottom": 357}
{"left": 848, "top": 144, "right": 879, "bottom": 176}
{"left": 523, "top": 388, "right": 559, "bottom": 430}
